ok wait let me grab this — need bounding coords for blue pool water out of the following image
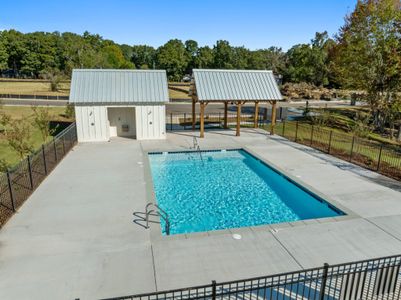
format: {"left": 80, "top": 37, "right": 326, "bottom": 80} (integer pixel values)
{"left": 148, "top": 149, "right": 344, "bottom": 235}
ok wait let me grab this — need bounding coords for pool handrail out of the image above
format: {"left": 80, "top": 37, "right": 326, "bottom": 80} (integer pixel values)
{"left": 192, "top": 137, "right": 204, "bottom": 165}
{"left": 145, "top": 203, "right": 170, "bottom": 235}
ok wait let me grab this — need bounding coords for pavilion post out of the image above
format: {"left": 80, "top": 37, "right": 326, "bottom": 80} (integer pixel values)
{"left": 192, "top": 95, "right": 196, "bottom": 130}
{"left": 236, "top": 102, "right": 242, "bottom": 136}
{"left": 200, "top": 102, "right": 205, "bottom": 138}
{"left": 270, "top": 100, "right": 277, "bottom": 135}
{"left": 254, "top": 101, "right": 259, "bottom": 128}
{"left": 224, "top": 102, "right": 228, "bottom": 129}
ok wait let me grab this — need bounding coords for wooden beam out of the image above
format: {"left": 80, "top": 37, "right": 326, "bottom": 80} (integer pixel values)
{"left": 200, "top": 102, "right": 205, "bottom": 138}
{"left": 254, "top": 101, "right": 259, "bottom": 128}
{"left": 236, "top": 102, "right": 242, "bottom": 136}
{"left": 270, "top": 100, "right": 277, "bottom": 135}
{"left": 191, "top": 95, "right": 196, "bottom": 130}
{"left": 224, "top": 102, "right": 228, "bottom": 129}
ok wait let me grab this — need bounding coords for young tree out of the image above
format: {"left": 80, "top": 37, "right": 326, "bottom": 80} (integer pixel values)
{"left": 40, "top": 68, "right": 62, "bottom": 91}
{"left": 64, "top": 104, "right": 75, "bottom": 119}
{"left": 31, "top": 106, "right": 57, "bottom": 143}
{"left": 0, "top": 116, "right": 33, "bottom": 159}
{"left": 0, "top": 158, "right": 9, "bottom": 173}
{"left": 333, "top": 0, "right": 401, "bottom": 132}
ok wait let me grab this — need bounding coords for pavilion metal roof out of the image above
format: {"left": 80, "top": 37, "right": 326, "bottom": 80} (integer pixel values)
{"left": 69, "top": 69, "right": 169, "bottom": 104}
{"left": 192, "top": 69, "right": 283, "bottom": 101}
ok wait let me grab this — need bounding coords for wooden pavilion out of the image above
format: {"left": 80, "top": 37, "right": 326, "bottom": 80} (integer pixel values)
{"left": 190, "top": 69, "right": 283, "bottom": 138}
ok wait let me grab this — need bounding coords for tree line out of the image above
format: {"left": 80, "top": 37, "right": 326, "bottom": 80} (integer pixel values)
{"left": 0, "top": 0, "right": 400, "bottom": 134}
{"left": 0, "top": 29, "right": 334, "bottom": 85}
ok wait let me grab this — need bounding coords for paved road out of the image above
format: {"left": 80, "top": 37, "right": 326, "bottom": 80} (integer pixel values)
{"left": 166, "top": 100, "right": 355, "bottom": 114}
{"left": 1, "top": 98, "right": 357, "bottom": 114}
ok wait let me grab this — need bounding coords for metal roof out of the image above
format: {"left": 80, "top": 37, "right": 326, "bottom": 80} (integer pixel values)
{"left": 192, "top": 69, "right": 283, "bottom": 101}
{"left": 69, "top": 69, "right": 169, "bottom": 104}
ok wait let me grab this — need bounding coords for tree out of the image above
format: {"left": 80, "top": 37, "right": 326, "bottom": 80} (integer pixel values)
{"left": 64, "top": 104, "right": 75, "bottom": 119}
{"left": 119, "top": 44, "right": 133, "bottom": 62}
{"left": 333, "top": 0, "right": 401, "bottom": 133}
{"left": 213, "top": 40, "right": 234, "bottom": 69}
{"left": 40, "top": 68, "right": 63, "bottom": 91}
{"left": 249, "top": 47, "right": 286, "bottom": 74}
{"left": 232, "top": 46, "right": 251, "bottom": 69}
{"left": 156, "top": 39, "right": 189, "bottom": 81}
{"left": 0, "top": 32, "right": 9, "bottom": 70}
{"left": 101, "top": 44, "right": 134, "bottom": 69}
{"left": 131, "top": 45, "right": 156, "bottom": 69}
{"left": 31, "top": 106, "right": 57, "bottom": 143}
{"left": 195, "top": 46, "right": 214, "bottom": 69}
{"left": 185, "top": 39, "right": 199, "bottom": 72}
{"left": 0, "top": 115, "right": 33, "bottom": 159}
{"left": 2, "top": 30, "right": 26, "bottom": 76}
{"left": 284, "top": 32, "right": 332, "bottom": 86}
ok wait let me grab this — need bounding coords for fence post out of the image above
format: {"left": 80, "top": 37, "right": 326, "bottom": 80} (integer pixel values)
{"left": 184, "top": 113, "right": 187, "bottom": 130}
{"left": 27, "top": 155, "right": 34, "bottom": 190}
{"left": 6, "top": 170, "right": 16, "bottom": 212}
{"left": 350, "top": 136, "right": 355, "bottom": 161}
{"left": 42, "top": 145, "right": 48, "bottom": 175}
{"left": 328, "top": 131, "right": 333, "bottom": 154}
{"left": 53, "top": 139, "right": 58, "bottom": 162}
{"left": 62, "top": 136, "right": 66, "bottom": 155}
{"left": 377, "top": 144, "right": 383, "bottom": 171}
{"left": 319, "top": 263, "right": 329, "bottom": 300}
{"left": 310, "top": 124, "right": 314, "bottom": 146}
{"left": 211, "top": 280, "right": 217, "bottom": 300}
{"left": 295, "top": 121, "right": 299, "bottom": 142}
{"left": 282, "top": 121, "right": 286, "bottom": 136}
{"left": 170, "top": 113, "right": 173, "bottom": 131}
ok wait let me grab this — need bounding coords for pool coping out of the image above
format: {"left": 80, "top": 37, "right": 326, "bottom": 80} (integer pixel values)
{"left": 141, "top": 146, "right": 360, "bottom": 242}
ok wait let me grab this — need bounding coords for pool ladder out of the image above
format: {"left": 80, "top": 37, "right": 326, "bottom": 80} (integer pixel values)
{"left": 192, "top": 137, "right": 204, "bottom": 165}
{"left": 145, "top": 203, "right": 170, "bottom": 235}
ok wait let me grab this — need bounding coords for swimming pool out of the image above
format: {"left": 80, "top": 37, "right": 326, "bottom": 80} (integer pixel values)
{"left": 148, "top": 149, "right": 344, "bottom": 235}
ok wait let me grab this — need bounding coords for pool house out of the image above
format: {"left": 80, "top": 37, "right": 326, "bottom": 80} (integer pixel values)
{"left": 70, "top": 69, "right": 169, "bottom": 142}
{"left": 190, "top": 69, "right": 283, "bottom": 137}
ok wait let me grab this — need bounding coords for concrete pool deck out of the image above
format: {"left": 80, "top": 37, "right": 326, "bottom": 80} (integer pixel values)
{"left": 0, "top": 128, "right": 401, "bottom": 299}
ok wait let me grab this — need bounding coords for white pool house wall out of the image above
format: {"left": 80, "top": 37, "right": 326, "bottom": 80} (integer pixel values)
{"left": 69, "top": 69, "right": 169, "bottom": 142}
{"left": 75, "top": 104, "right": 166, "bottom": 142}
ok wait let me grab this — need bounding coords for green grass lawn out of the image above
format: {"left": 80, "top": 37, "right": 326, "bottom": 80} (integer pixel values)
{"left": 0, "top": 106, "right": 73, "bottom": 167}
{"left": 0, "top": 79, "right": 191, "bottom": 99}
{"left": 0, "top": 80, "right": 70, "bottom": 96}
{"left": 307, "top": 107, "right": 401, "bottom": 146}
{"left": 266, "top": 121, "right": 401, "bottom": 179}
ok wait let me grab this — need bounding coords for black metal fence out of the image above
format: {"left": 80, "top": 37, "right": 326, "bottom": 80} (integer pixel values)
{"left": 165, "top": 109, "right": 287, "bottom": 131}
{"left": 0, "top": 123, "right": 77, "bottom": 228}
{"left": 275, "top": 121, "right": 401, "bottom": 181}
{"left": 165, "top": 112, "right": 400, "bottom": 180}
{"left": 100, "top": 254, "right": 401, "bottom": 300}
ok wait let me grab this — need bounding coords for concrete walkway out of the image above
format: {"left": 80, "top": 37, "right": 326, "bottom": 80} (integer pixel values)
{"left": 0, "top": 128, "right": 400, "bottom": 299}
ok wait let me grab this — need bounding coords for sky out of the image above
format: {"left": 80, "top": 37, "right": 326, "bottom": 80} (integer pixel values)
{"left": 0, "top": 0, "right": 357, "bottom": 50}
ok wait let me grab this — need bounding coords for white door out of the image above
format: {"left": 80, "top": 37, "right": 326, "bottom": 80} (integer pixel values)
{"left": 107, "top": 107, "right": 136, "bottom": 138}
